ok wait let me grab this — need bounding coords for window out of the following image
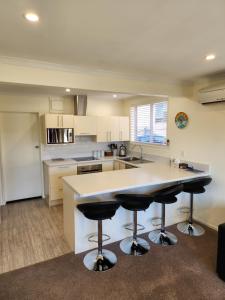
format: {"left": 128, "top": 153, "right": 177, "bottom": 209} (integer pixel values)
{"left": 130, "top": 100, "right": 168, "bottom": 145}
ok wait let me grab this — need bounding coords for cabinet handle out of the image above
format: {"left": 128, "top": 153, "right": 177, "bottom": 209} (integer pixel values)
{"left": 109, "top": 131, "right": 112, "bottom": 141}
{"left": 120, "top": 131, "right": 122, "bottom": 141}
{"left": 57, "top": 166, "right": 70, "bottom": 169}
{"left": 61, "top": 116, "right": 63, "bottom": 128}
{"left": 57, "top": 116, "right": 60, "bottom": 127}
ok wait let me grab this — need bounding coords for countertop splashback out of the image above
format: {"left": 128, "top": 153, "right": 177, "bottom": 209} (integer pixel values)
{"left": 41, "top": 141, "right": 126, "bottom": 161}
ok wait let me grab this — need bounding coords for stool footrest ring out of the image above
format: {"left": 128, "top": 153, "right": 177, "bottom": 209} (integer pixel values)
{"left": 177, "top": 206, "right": 190, "bottom": 214}
{"left": 151, "top": 217, "right": 162, "bottom": 227}
{"left": 88, "top": 233, "right": 111, "bottom": 243}
{"left": 124, "top": 222, "right": 145, "bottom": 231}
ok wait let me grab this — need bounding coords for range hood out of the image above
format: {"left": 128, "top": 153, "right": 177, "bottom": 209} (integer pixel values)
{"left": 74, "top": 95, "right": 87, "bottom": 115}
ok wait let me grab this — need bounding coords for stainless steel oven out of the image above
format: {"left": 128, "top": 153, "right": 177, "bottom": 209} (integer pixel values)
{"left": 77, "top": 164, "right": 102, "bottom": 175}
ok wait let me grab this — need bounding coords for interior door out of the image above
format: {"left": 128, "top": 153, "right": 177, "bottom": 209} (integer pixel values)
{"left": 0, "top": 112, "right": 42, "bottom": 202}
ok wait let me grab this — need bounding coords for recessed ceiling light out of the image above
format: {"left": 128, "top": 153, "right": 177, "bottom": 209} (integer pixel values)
{"left": 24, "top": 12, "right": 39, "bottom": 22}
{"left": 206, "top": 54, "right": 216, "bottom": 61}
{"left": 113, "top": 94, "right": 118, "bottom": 98}
{"left": 65, "top": 88, "right": 71, "bottom": 92}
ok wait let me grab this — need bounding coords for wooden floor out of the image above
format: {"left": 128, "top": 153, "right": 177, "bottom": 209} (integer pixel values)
{"left": 0, "top": 198, "right": 71, "bottom": 274}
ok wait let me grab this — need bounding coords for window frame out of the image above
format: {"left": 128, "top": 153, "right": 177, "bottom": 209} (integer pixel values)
{"left": 130, "top": 100, "right": 169, "bottom": 147}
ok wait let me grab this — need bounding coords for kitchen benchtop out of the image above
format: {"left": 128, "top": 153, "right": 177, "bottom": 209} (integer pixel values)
{"left": 62, "top": 161, "right": 209, "bottom": 198}
{"left": 43, "top": 156, "right": 124, "bottom": 167}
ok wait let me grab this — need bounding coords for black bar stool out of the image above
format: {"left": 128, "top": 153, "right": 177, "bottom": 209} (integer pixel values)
{"left": 149, "top": 184, "right": 183, "bottom": 246}
{"left": 177, "top": 177, "right": 212, "bottom": 236}
{"left": 115, "top": 194, "right": 154, "bottom": 256}
{"left": 77, "top": 200, "right": 120, "bottom": 272}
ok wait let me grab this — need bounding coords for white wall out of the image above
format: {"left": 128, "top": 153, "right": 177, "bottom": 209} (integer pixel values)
{"left": 0, "top": 94, "right": 74, "bottom": 114}
{"left": 123, "top": 89, "right": 225, "bottom": 229}
{"left": 0, "top": 93, "right": 124, "bottom": 116}
{"left": 87, "top": 97, "right": 123, "bottom": 116}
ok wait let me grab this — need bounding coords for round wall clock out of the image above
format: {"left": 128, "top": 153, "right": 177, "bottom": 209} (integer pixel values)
{"left": 175, "top": 112, "right": 189, "bottom": 129}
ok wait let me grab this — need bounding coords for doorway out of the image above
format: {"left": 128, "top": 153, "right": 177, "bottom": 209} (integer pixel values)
{"left": 0, "top": 112, "right": 42, "bottom": 204}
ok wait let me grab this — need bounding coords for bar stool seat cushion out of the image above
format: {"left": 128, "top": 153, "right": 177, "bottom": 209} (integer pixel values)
{"left": 154, "top": 196, "right": 177, "bottom": 204}
{"left": 77, "top": 201, "right": 120, "bottom": 221}
{"left": 183, "top": 177, "right": 212, "bottom": 194}
{"left": 183, "top": 186, "right": 205, "bottom": 194}
{"left": 151, "top": 184, "right": 183, "bottom": 198}
{"left": 115, "top": 194, "right": 153, "bottom": 211}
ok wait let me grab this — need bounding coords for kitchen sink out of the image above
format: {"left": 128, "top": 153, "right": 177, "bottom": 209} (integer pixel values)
{"left": 119, "top": 157, "right": 154, "bottom": 164}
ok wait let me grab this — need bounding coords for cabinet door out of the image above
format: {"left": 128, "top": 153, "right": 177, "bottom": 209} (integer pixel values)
{"left": 109, "top": 116, "right": 120, "bottom": 142}
{"left": 45, "top": 114, "right": 60, "bottom": 128}
{"left": 113, "top": 161, "right": 126, "bottom": 170}
{"left": 74, "top": 116, "right": 97, "bottom": 135}
{"left": 62, "top": 115, "right": 74, "bottom": 128}
{"left": 96, "top": 117, "right": 110, "bottom": 142}
{"left": 102, "top": 161, "right": 114, "bottom": 172}
{"left": 119, "top": 117, "right": 130, "bottom": 141}
{"left": 119, "top": 162, "right": 126, "bottom": 169}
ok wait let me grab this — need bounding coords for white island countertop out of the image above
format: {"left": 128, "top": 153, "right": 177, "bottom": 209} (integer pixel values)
{"left": 63, "top": 162, "right": 209, "bottom": 198}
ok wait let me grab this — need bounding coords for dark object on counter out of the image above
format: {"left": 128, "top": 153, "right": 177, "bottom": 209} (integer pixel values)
{"left": 77, "top": 201, "right": 120, "bottom": 272}
{"left": 217, "top": 223, "right": 225, "bottom": 281}
{"left": 104, "top": 151, "right": 113, "bottom": 157}
{"left": 118, "top": 144, "right": 127, "bottom": 157}
{"left": 179, "top": 163, "right": 188, "bottom": 169}
{"left": 108, "top": 143, "right": 117, "bottom": 150}
{"left": 179, "top": 163, "right": 204, "bottom": 173}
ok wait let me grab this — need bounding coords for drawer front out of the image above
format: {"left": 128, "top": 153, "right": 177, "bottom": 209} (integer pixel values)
{"left": 50, "top": 186, "right": 63, "bottom": 200}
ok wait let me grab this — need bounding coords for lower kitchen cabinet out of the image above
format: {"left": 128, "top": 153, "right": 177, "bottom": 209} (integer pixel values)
{"left": 43, "top": 164, "right": 77, "bottom": 206}
{"left": 102, "top": 161, "right": 114, "bottom": 172}
{"left": 114, "top": 161, "right": 126, "bottom": 170}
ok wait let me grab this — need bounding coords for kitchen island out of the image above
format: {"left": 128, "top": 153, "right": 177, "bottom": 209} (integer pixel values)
{"left": 63, "top": 160, "right": 209, "bottom": 253}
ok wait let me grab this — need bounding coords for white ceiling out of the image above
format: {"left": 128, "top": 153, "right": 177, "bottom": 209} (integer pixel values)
{"left": 0, "top": 0, "right": 225, "bottom": 81}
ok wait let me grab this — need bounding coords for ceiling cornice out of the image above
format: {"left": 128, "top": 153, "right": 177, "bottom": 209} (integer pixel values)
{"left": 0, "top": 55, "right": 192, "bottom": 87}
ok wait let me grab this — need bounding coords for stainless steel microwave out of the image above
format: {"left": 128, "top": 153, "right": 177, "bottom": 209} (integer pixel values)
{"left": 47, "top": 128, "right": 74, "bottom": 144}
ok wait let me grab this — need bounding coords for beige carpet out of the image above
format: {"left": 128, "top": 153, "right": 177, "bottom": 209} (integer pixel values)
{"left": 0, "top": 225, "right": 225, "bottom": 300}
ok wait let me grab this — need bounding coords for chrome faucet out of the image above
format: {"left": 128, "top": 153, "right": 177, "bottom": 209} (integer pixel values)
{"left": 130, "top": 144, "right": 143, "bottom": 160}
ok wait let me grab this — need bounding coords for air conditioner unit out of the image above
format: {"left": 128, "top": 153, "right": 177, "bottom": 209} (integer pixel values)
{"left": 199, "top": 83, "right": 225, "bottom": 104}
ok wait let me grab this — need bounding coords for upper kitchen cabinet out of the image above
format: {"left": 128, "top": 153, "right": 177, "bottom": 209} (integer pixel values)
{"left": 96, "top": 116, "right": 129, "bottom": 142}
{"left": 45, "top": 114, "right": 74, "bottom": 128}
{"left": 96, "top": 116, "right": 110, "bottom": 142}
{"left": 74, "top": 116, "right": 97, "bottom": 136}
{"left": 62, "top": 115, "right": 74, "bottom": 128}
{"left": 119, "top": 117, "right": 130, "bottom": 141}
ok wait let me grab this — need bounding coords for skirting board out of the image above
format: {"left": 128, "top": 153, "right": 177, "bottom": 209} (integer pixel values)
{"left": 194, "top": 217, "right": 218, "bottom": 231}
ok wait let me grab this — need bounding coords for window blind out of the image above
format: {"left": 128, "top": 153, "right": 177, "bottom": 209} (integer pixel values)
{"left": 130, "top": 100, "right": 168, "bottom": 145}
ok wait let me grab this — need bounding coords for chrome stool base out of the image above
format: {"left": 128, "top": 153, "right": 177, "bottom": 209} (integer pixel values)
{"left": 120, "top": 236, "right": 150, "bottom": 256}
{"left": 149, "top": 229, "right": 177, "bottom": 246}
{"left": 83, "top": 249, "right": 117, "bottom": 272}
{"left": 177, "top": 222, "right": 205, "bottom": 236}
